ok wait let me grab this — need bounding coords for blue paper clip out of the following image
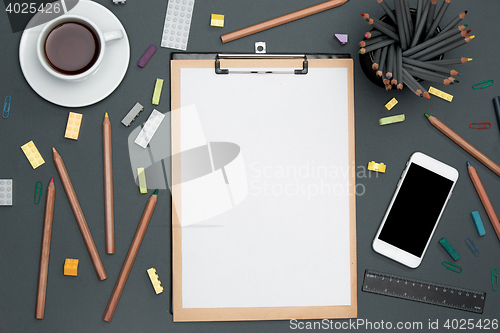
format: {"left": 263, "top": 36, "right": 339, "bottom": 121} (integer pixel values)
{"left": 493, "top": 269, "right": 498, "bottom": 291}
{"left": 465, "top": 237, "right": 480, "bottom": 257}
{"left": 469, "top": 122, "right": 491, "bottom": 129}
{"left": 3, "top": 96, "right": 11, "bottom": 119}
{"left": 472, "top": 80, "right": 494, "bottom": 90}
{"left": 442, "top": 261, "right": 462, "bottom": 273}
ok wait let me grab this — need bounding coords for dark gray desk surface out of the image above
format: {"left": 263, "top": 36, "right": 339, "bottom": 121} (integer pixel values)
{"left": 1, "top": 0, "right": 499, "bottom": 332}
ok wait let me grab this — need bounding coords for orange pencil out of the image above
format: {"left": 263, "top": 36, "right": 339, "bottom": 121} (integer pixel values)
{"left": 53, "top": 148, "right": 107, "bottom": 281}
{"left": 35, "top": 178, "right": 55, "bottom": 319}
{"left": 103, "top": 113, "right": 114, "bottom": 254}
{"left": 103, "top": 190, "right": 158, "bottom": 322}
{"left": 425, "top": 114, "right": 500, "bottom": 177}
{"left": 467, "top": 162, "right": 500, "bottom": 241}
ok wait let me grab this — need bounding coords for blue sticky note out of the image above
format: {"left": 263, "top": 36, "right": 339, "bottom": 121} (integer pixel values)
{"left": 471, "top": 211, "right": 486, "bottom": 236}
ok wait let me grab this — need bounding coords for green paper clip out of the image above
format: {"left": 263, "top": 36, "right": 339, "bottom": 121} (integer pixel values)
{"left": 439, "top": 237, "right": 460, "bottom": 261}
{"left": 442, "top": 261, "right": 462, "bottom": 273}
{"left": 34, "top": 181, "right": 43, "bottom": 204}
{"left": 465, "top": 237, "right": 480, "bottom": 257}
{"left": 472, "top": 79, "right": 494, "bottom": 90}
{"left": 493, "top": 269, "right": 498, "bottom": 291}
{"left": 3, "top": 96, "right": 11, "bottom": 119}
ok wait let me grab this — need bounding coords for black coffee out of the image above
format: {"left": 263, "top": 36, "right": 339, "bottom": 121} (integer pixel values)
{"left": 44, "top": 22, "right": 100, "bottom": 75}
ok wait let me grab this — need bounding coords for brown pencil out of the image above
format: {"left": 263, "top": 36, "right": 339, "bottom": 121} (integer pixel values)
{"left": 52, "top": 147, "right": 107, "bottom": 281}
{"left": 425, "top": 114, "right": 500, "bottom": 177}
{"left": 221, "top": 0, "right": 349, "bottom": 43}
{"left": 35, "top": 178, "right": 55, "bottom": 319}
{"left": 468, "top": 162, "right": 500, "bottom": 241}
{"left": 103, "top": 113, "right": 114, "bottom": 254}
{"left": 103, "top": 190, "right": 158, "bottom": 322}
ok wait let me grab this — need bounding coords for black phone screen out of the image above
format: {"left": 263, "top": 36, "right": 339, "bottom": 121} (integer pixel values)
{"left": 379, "top": 163, "right": 454, "bottom": 257}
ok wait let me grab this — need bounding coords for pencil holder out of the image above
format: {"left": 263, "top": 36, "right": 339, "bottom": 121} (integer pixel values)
{"left": 359, "top": 9, "right": 443, "bottom": 88}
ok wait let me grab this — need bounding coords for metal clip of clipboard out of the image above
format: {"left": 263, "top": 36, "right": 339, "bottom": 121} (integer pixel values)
{"left": 215, "top": 54, "right": 308, "bottom": 75}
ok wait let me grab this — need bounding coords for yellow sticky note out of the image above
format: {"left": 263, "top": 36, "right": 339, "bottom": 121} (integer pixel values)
{"left": 138, "top": 167, "right": 147, "bottom": 194}
{"left": 21, "top": 141, "right": 45, "bottom": 169}
{"left": 379, "top": 114, "right": 405, "bottom": 125}
{"left": 65, "top": 112, "right": 83, "bottom": 140}
{"left": 211, "top": 14, "right": 224, "bottom": 27}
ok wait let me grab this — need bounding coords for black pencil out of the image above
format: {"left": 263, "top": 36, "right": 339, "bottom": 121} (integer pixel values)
{"left": 359, "top": 38, "right": 396, "bottom": 54}
{"left": 425, "top": 0, "right": 438, "bottom": 34}
{"left": 386, "top": 43, "right": 395, "bottom": 80}
{"left": 359, "top": 35, "right": 391, "bottom": 47}
{"left": 372, "top": 48, "right": 382, "bottom": 70}
{"left": 402, "top": 68, "right": 423, "bottom": 96}
{"left": 415, "top": 0, "right": 423, "bottom": 28}
{"left": 426, "top": 57, "right": 472, "bottom": 65}
{"left": 416, "top": 36, "right": 474, "bottom": 61}
{"left": 394, "top": 0, "right": 407, "bottom": 49}
{"left": 410, "top": 0, "right": 431, "bottom": 48}
{"left": 404, "top": 67, "right": 455, "bottom": 85}
{"left": 377, "top": 46, "right": 389, "bottom": 77}
{"left": 404, "top": 27, "right": 469, "bottom": 57}
{"left": 396, "top": 45, "right": 403, "bottom": 90}
{"left": 439, "top": 10, "right": 467, "bottom": 34}
{"left": 402, "top": 57, "right": 459, "bottom": 76}
{"left": 410, "top": 33, "right": 472, "bottom": 60}
{"left": 403, "top": 0, "right": 414, "bottom": 39}
{"left": 377, "top": 0, "right": 397, "bottom": 24}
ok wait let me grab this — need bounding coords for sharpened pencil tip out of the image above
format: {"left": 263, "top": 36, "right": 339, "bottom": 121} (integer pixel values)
{"left": 50, "top": 178, "right": 54, "bottom": 183}
{"left": 52, "top": 147, "right": 57, "bottom": 153}
{"left": 105, "top": 112, "right": 108, "bottom": 118}
{"left": 464, "top": 24, "right": 468, "bottom": 27}
{"left": 467, "top": 161, "right": 472, "bottom": 167}
{"left": 153, "top": 189, "right": 158, "bottom": 195}
{"left": 424, "top": 113, "right": 430, "bottom": 118}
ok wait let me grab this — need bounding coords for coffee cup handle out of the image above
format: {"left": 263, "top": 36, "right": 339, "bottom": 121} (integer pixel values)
{"left": 103, "top": 30, "right": 124, "bottom": 42}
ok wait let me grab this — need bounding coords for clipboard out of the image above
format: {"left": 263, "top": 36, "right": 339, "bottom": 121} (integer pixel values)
{"left": 171, "top": 53, "right": 356, "bottom": 322}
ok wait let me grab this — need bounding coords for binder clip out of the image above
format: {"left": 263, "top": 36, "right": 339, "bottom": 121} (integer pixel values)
{"left": 469, "top": 122, "right": 491, "bottom": 129}
{"left": 472, "top": 79, "right": 494, "bottom": 90}
{"left": 493, "top": 269, "right": 498, "bottom": 291}
{"left": 34, "top": 181, "right": 43, "bottom": 204}
{"left": 3, "top": 96, "right": 11, "bottom": 119}
{"left": 465, "top": 237, "right": 480, "bottom": 257}
{"left": 442, "top": 261, "right": 462, "bottom": 273}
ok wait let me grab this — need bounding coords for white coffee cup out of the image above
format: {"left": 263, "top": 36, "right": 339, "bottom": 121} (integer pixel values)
{"left": 37, "top": 14, "right": 123, "bottom": 82}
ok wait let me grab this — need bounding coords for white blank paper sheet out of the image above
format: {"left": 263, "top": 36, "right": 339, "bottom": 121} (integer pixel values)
{"left": 171, "top": 56, "right": 356, "bottom": 321}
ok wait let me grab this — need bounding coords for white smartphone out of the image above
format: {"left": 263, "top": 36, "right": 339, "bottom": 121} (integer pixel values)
{"left": 372, "top": 152, "right": 459, "bottom": 268}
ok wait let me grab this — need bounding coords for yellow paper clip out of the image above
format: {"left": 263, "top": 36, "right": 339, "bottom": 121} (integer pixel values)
{"left": 472, "top": 80, "right": 494, "bottom": 89}
{"left": 3, "top": 96, "right": 11, "bottom": 119}
{"left": 493, "top": 269, "right": 498, "bottom": 291}
{"left": 465, "top": 237, "right": 480, "bottom": 257}
{"left": 469, "top": 122, "right": 491, "bottom": 129}
{"left": 442, "top": 261, "right": 462, "bottom": 273}
{"left": 34, "top": 181, "right": 43, "bottom": 204}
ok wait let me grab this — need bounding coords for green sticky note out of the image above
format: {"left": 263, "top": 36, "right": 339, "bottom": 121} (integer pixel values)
{"left": 138, "top": 167, "right": 147, "bottom": 194}
{"left": 379, "top": 114, "right": 405, "bottom": 125}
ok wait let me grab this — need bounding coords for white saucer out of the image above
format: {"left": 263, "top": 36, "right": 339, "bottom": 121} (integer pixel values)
{"left": 19, "top": 0, "right": 130, "bottom": 108}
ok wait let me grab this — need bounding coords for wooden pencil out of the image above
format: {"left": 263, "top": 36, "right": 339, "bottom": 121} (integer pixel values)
{"left": 359, "top": 38, "right": 396, "bottom": 54}
{"left": 377, "top": 0, "right": 397, "bottom": 24}
{"left": 417, "top": 36, "right": 474, "bottom": 61}
{"left": 425, "top": 114, "right": 500, "bottom": 177}
{"left": 439, "top": 10, "right": 467, "bottom": 34}
{"left": 365, "top": 30, "right": 384, "bottom": 39}
{"left": 410, "top": 0, "right": 431, "bottom": 47}
{"left": 103, "top": 190, "right": 158, "bottom": 322}
{"left": 426, "top": 57, "right": 471, "bottom": 65}
{"left": 404, "top": 66, "right": 455, "bottom": 85}
{"left": 35, "top": 178, "right": 55, "bottom": 320}
{"left": 103, "top": 113, "right": 114, "bottom": 255}
{"left": 415, "top": 0, "right": 424, "bottom": 29}
{"left": 367, "top": 18, "right": 400, "bottom": 42}
{"left": 410, "top": 32, "right": 469, "bottom": 59}
{"left": 396, "top": 45, "right": 403, "bottom": 90}
{"left": 403, "top": 0, "right": 414, "bottom": 40}
{"left": 372, "top": 48, "right": 382, "bottom": 70}
{"left": 385, "top": 43, "right": 395, "bottom": 80}
{"left": 393, "top": 0, "right": 407, "bottom": 49}
{"left": 402, "top": 57, "right": 459, "bottom": 76}
{"left": 467, "top": 162, "right": 500, "bottom": 242}
{"left": 52, "top": 148, "right": 107, "bottom": 281}
{"left": 376, "top": 46, "right": 389, "bottom": 77}
{"left": 359, "top": 35, "right": 391, "bottom": 47}
{"left": 424, "top": 0, "right": 451, "bottom": 41}
{"left": 220, "top": 0, "right": 349, "bottom": 43}
{"left": 402, "top": 68, "right": 423, "bottom": 96}
{"left": 425, "top": 0, "right": 438, "bottom": 34}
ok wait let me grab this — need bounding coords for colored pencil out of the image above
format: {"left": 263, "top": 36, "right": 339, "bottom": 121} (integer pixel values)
{"left": 403, "top": 0, "right": 414, "bottom": 39}
{"left": 393, "top": 0, "right": 407, "bottom": 49}
{"left": 35, "top": 178, "right": 55, "bottom": 320}
{"left": 415, "top": 0, "right": 423, "bottom": 29}
{"left": 376, "top": 46, "right": 389, "bottom": 77}
{"left": 403, "top": 27, "right": 469, "bottom": 57}
{"left": 220, "top": 0, "right": 349, "bottom": 43}
{"left": 426, "top": 57, "right": 471, "bottom": 65}
{"left": 425, "top": 0, "right": 438, "bottom": 34}
{"left": 402, "top": 68, "right": 423, "bottom": 96}
{"left": 365, "top": 30, "right": 384, "bottom": 39}
{"left": 386, "top": 43, "right": 395, "bottom": 79}
{"left": 372, "top": 48, "right": 382, "bottom": 70}
{"left": 359, "top": 38, "right": 396, "bottom": 54}
{"left": 103, "top": 113, "right": 114, "bottom": 254}
{"left": 410, "top": 32, "right": 470, "bottom": 60}
{"left": 404, "top": 66, "right": 455, "bottom": 85}
{"left": 410, "top": 0, "right": 430, "bottom": 47}
{"left": 424, "top": 0, "right": 451, "bottom": 41}
{"left": 103, "top": 190, "right": 158, "bottom": 322}
{"left": 377, "top": 0, "right": 397, "bottom": 24}
{"left": 396, "top": 45, "right": 403, "bottom": 90}
{"left": 402, "top": 57, "right": 459, "bottom": 76}
{"left": 425, "top": 114, "right": 500, "bottom": 177}
{"left": 416, "top": 36, "right": 474, "bottom": 61}
{"left": 52, "top": 148, "right": 107, "bottom": 281}
{"left": 359, "top": 35, "right": 391, "bottom": 47}
{"left": 467, "top": 162, "right": 500, "bottom": 242}
{"left": 439, "top": 10, "right": 467, "bottom": 34}
{"left": 367, "top": 18, "right": 400, "bottom": 42}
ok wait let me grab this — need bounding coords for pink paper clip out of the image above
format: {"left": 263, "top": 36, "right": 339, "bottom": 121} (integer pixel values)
{"left": 469, "top": 122, "right": 491, "bottom": 129}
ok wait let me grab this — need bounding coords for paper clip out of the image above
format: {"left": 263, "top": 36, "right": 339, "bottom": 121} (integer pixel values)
{"left": 465, "top": 237, "right": 480, "bottom": 257}
{"left": 34, "top": 181, "right": 43, "bottom": 204}
{"left": 472, "top": 80, "right": 494, "bottom": 89}
{"left": 493, "top": 269, "right": 498, "bottom": 291}
{"left": 442, "top": 261, "right": 462, "bottom": 273}
{"left": 469, "top": 122, "right": 491, "bottom": 129}
{"left": 3, "top": 96, "right": 11, "bottom": 119}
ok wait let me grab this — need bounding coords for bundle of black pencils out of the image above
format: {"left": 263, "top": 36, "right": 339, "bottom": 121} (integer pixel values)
{"left": 359, "top": 0, "right": 472, "bottom": 98}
